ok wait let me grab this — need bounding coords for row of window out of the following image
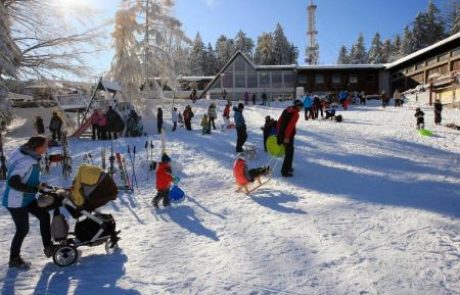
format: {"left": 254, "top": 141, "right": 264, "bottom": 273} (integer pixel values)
{"left": 211, "top": 70, "right": 296, "bottom": 89}
{"left": 406, "top": 47, "right": 460, "bottom": 74}
{"left": 297, "top": 74, "right": 374, "bottom": 85}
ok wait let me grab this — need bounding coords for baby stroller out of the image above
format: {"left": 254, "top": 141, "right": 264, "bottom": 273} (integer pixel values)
{"left": 38, "top": 164, "right": 120, "bottom": 267}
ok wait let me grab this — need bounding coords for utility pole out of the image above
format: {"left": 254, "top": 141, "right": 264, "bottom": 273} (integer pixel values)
{"left": 305, "top": 0, "right": 319, "bottom": 65}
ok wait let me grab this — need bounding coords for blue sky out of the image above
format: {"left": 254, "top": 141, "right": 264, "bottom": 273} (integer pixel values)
{"left": 89, "top": 0, "right": 448, "bottom": 76}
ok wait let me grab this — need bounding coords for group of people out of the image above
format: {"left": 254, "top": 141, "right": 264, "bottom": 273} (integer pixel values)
{"left": 34, "top": 112, "right": 63, "bottom": 142}
{"left": 90, "top": 106, "right": 125, "bottom": 141}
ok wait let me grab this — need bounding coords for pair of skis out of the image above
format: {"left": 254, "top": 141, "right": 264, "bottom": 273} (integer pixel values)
{"left": 61, "top": 132, "right": 72, "bottom": 180}
{"left": 115, "top": 152, "right": 132, "bottom": 192}
{"left": 145, "top": 139, "right": 155, "bottom": 179}
{"left": 127, "top": 145, "right": 138, "bottom": 189}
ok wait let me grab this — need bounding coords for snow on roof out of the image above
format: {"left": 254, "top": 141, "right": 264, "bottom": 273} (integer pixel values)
{"left": 101, "top": 80, "right": 121, "bottom": 92}
{"left": 178, "top": 76, "right": 215, "bottom": 81}
{"left": 386, "top": 32, "right": 460, "bottom": 70}
{"left": 256, "top": 64, "right": 297, "bottom": 70}
{"left": 297, "top": 64, "right": 385, "bottom": 70}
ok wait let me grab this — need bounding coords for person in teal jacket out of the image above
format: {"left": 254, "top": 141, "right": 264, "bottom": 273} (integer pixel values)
{"left": 3, "top": 136, "right": 56, "bottom": 269}
{"left": 303, "top": 94, "right": 313, "bottom": 120}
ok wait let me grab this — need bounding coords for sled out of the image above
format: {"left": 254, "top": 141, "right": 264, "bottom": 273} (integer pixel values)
{"left": 235, "top": 176, "right": 271, "bottom": 195}
{"left": 418, "top": 128, "right": 433, "bottom": 137}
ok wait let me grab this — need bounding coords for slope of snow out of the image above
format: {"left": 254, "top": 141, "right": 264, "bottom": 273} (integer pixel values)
{"left": 1, "top": 99, "right": 460, "bottom": 295}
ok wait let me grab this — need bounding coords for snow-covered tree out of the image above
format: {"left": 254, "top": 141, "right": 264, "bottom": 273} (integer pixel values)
{"left": 400, "top": 25, "right": 417, "bottom": 56}
{"left": 450, "top": 2, "right": 460, "bottom": 34}
{"left": 254, "top": 33, "right": 275, "bottom": 65}
{"left": 204, "top": 43, "right": 217, "bottom": 75}
{"left": 424, "top": 0, "right": 446, "bottom": 45}
{"left": 233, "top": 30, "right": 254, "bottom": 59}
{"left": 337, "top": 45, "right": 350, "bottom": 64}
{"left": 189, "top": 32, "right": 206, "bottom": 75}
{"left": 381, "top": 39, "right": 393, "bottom": 63}
{"left": 368, "top": 32, "right": 383, "bottom": 64}
{"left": 287, "top": 43, "right": 299, "bottom": 64}
{"left": 109, "top": 0, "right": 189, "bottom": 101}
{"left": 0, "top": 0, "right": 101, "bottom": 84}
{"left": 392, "top": 34, "right": 402, "bottom": 60}
{"left": 272, "top": 23, "right": 290, "bottom": 65}
{"left": 215, "top": 35, "right": 234, "bottom": 70}
{"left": 350, "top": 33, "right": 368, "bottom": 64}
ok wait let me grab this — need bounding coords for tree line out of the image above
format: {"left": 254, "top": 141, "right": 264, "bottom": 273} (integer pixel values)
{"left": 337, "top": 0, "right": 460, "bottom": 64}
{"left": 187, "top": 23, "right": 299, "bottom": 76}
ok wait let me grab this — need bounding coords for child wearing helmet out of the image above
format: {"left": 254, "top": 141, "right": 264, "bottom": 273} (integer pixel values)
{"left": 414, "top": 107, "right": 425, "bottom": 129}
{"left": 233, "top": 153, "right": 270, "bottom": 186}
{"left": 152, "top": 153, "right": 173, "bottom": 208}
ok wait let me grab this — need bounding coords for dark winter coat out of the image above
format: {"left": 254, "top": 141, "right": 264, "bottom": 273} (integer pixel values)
{"left": 157, "top": 109, "right": 163, "bottom": 124}
{"left": 415, "top": 110, "right": 425, "bottom": 124}
{"left": 233, "top": 107, "right": 245, "bottom": 128}
{"left": 35, "top": 118, "right": 45, "bottom": 134}
{"left": 49, "top": 115, "right": 63, "bottom": 131}
{"left": 277, "top": 106, "right": 300, "bottom": 144}
{"left": 106, "top": 108, "right": 125, "bottom": 132}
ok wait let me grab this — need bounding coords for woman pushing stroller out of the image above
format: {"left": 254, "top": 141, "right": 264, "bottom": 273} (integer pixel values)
{"left": 2, "top": 136, "right": 58, "bottom": 269}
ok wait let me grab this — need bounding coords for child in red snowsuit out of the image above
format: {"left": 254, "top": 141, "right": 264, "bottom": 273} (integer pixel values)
{"left": 152, "top": 153, "right": 173, "bottom": 208}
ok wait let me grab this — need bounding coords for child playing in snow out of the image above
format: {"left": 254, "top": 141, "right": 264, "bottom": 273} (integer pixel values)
{"left": 414, "top": 107, "right": 425, "bottom": 129}
{"left": 233, "top": 153, "right": 270, "bottom": 187}
{"left": 201, "top": 114, "right": 211, "bottom": 135}
{"left": 152, "top": 153, "right": 173, "bottom": 208}
{"left": 261, "top": 116, "right": 271, "bottom": 152}
{"left": 325, "top": 103, "right": 337, "bottom": 120}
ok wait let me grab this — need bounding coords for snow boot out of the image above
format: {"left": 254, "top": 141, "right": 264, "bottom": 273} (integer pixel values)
{"left": 44, "top": 244, "right": 59, "bottom": 258}
{"left": 9, "top": 257, "right": 31, "bottom": 270}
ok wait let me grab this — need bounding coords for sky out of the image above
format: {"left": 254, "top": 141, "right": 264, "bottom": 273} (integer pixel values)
{"left": 84, "top": 0, "right": 449, "bottom": 78}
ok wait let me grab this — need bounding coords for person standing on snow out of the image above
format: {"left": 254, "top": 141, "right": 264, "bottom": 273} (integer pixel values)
{"left": 157, "top": 107, "right": 163, "bottom": 134}
{"left": 303, "top": 93, "right": 313, "bottom": 120}
{"left": 171, "top": 107, "right": 178, "bottom": 132}
{"left": 183, "top": 105, "right": 194, "bottom": 131}
{"left": 34, "top": 116, "right": 45, "bottom": 135}
{"left": 207, "top": 103, "right": 217, "bottom": 130}
{"left": 434, "top": 99, "right": 443, "bottom": 125}
{"left": 152, "top": 153, "right": 173, "bottom": 208}
{"left": 277, "top": 100, "right": 303, "bottom": 177}
{"left": 3, "top": 136, "right": 57, "bottom": 269}
{"left": 415, "top": 107, "right": 425, "bottom": 129}
{"left": 49, "top": 112, "right": 63, "bottom": 141}
{"left": 222, "top": 102, "right": 231, "bottom": 128}
{"left": 233, "top": 103, "right": 247, "bottom": 153}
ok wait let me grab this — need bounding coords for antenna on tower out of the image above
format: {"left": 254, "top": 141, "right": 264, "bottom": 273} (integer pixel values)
{"left": 305, "top": 0, "right": 319, "bottom": 65}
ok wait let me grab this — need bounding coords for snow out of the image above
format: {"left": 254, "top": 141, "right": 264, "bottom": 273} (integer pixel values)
{"left": 1, "top": 99, "right": 460, "bottom": 294}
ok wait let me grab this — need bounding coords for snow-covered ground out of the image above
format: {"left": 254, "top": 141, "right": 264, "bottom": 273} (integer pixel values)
{"left": 1, "top": 99, "right": 460, "bottom": 295}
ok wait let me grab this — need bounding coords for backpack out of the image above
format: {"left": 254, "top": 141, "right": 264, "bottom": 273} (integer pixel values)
{"left": 335, "top": 115, "right": 343, "bottom": 122}
{"left": 51, "top": 208, "right": 69, "bottom": 241}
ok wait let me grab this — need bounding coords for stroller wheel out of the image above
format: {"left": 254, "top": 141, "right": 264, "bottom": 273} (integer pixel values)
{"left": 105, "top": 240, "right": 119, "bottom": 254}
{"left": 53, "top": 245, "right": 78, "bottom": 267}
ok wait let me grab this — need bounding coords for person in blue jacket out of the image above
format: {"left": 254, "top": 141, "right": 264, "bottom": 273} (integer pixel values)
{"left": 303, "top": 93, "right": 313, "bottom": 120}
{"left": 3, "top": 136, "right": 56, "bottom": 269}
{"left": 233, "top": 103, "right": 247, "bottom": 153}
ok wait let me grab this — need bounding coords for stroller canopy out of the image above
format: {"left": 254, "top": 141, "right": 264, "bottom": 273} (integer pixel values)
{"left": 71, "top": 164, "right": 118, "bottom": 211}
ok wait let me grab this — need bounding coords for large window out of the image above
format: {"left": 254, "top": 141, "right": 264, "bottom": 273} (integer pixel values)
{"left": 315, "top": 74, "right": 324, "bottom": 84}
{"left": 260, "top": 72, "right": 270, "bottom": 88}
{"left": 332, "top": 74, "right": 341, "bottom": 84}
{"left": 283, "top": 71, "right": 295, "bottom": 88}
{"left": 349, "top": 74, "right": 358, "bottom": 84}
{"left": 297, "top": 75, "right": 307, "bottom": 84}
{"left": 235, "top": 73, "right": 246, "bottom": 88}
{"left": 272, "top": 71, "right": 282, "bottom": 88}
{"left": 247, "top": 70, "right": 258, "bottom": 88}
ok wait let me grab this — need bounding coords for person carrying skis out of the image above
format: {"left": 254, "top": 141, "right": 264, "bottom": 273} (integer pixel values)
{"left": 171, "top": 107, "right": 178, "bottom": 131}
{"left": 415, "top": 107, "right": 425, "bottom": 129}
{"left": 34, "top": 116, "right": 45, "bottom": 135}
{"left": 434, "top": 99, "right": 443, "bottom": 125}
{"left": 152, "top": 153, "right": 173, "bottom": 208}
{"left": 277, "top": 99, "right": 303, "bottom": 177}
{"left": 233, "top": 103, "right": 247, "bottom": 153}
{"left": 233, "top": 153, "right": 270, "bottom": 187}
{"left": 3, "top": 136, "right": 57, "bottom": 269}
{"left": 49, "top": 112, "right": 63, "bottom": 141}
{"left": 157, "top": 107, "right": 163, "bottom": 134}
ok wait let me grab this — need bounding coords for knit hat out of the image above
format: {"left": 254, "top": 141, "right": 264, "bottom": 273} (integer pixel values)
{"left": 161, "top": 153, "right": 171, "bottom": 163}
{"left": 293, "top": 99, "right": 303, "bottom": 107}
{"left": 238, "top": 103, "right": 245, "bottom": 109}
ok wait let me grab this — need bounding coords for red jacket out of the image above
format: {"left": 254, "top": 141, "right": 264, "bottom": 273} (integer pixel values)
{"left": 277, "top": 106, "right": 299, "bottom": 141}
{"left": 233, "top": 159, "right": 249, "bottom": 185}
{"left": 156, "top": 162, "right": 173, "bottom": 190}
{"left": 223, "top": 105, "right": 230, "bottom": 119}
